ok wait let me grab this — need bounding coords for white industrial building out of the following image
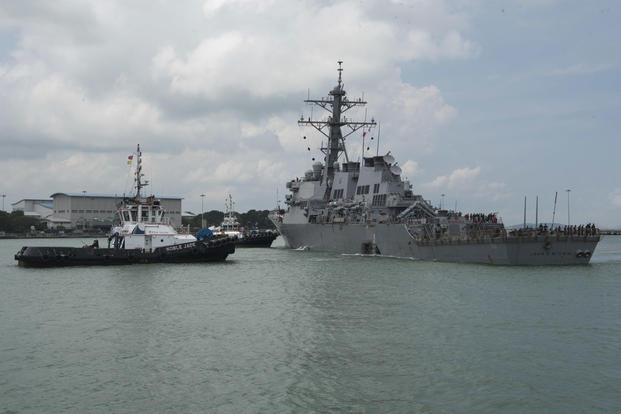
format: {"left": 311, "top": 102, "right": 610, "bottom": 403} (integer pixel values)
{"left": 11, "top": 199, "right": 54, "bottom": 219}
{"left": 47, "top": 193, "right": 183, "bottom": 230}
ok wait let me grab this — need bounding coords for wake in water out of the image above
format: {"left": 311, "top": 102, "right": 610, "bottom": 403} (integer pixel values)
{"left": 341, "top": 253, "right": 421, "bottom": 261}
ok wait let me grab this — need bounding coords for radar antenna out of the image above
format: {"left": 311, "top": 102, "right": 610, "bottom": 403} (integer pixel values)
{"left": 337, "top": 60, "right": 343, "bottom": 87}
{"left": 298, "top": 61, "right": 376, "bottom": 192}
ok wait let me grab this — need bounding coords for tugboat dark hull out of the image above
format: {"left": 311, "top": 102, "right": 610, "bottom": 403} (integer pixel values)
{"left": 236, "top": 232, "right": 278, "bottom": 248}
{"left": 15, "top": 238, "right": 236, "bottom": 268}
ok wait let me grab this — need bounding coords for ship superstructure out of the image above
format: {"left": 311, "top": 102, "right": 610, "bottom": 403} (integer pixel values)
{"left": 270, "top": 63, "right": 600, "bottom": 265}
{"left": 109, "top": 144, "right": 196, "bottom": 251}
{"left": 270, "top": 62, "right": 433, "bottom": 257}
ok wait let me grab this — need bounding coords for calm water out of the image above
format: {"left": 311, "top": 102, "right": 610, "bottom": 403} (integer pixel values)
{"left": 1, "top": 236, "right": 621, "bottom": 413}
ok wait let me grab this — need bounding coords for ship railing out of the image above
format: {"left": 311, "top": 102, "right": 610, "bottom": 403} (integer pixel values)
{"left": 507, "top": 227, "right": 599, "bottom": 238}
{"left": 505, "top": 233, "right": 600, "bottom": 242}
{"left": 415, "top": 233, "right": 600, "bottom": 246}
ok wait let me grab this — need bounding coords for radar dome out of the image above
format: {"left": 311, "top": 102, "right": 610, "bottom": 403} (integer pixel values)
{"left": 390, "top": 165, "right": 402, "bottom": 175}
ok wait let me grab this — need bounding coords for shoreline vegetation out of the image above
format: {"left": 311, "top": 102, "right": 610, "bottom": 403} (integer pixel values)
{"left": 0, "top": 209, "right": 275, "bottom": 239}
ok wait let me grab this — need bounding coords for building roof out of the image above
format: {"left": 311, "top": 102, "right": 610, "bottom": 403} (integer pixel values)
{"left": 50, "top": 192, "right": 183, "bottom": 200}
{"left": 11, "top": 198, "right": 53, "bottom": 206}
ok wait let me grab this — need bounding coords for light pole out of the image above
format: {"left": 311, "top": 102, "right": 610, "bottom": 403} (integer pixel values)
{"left": 441, "top": 194, "right": 445, "bottom": 210}
{"left": 1, "top": 194, "right": 5, "bottom": 211}
{"left": 566, "top": 189, "right": 571, "bottom": 226}
{"left": 200, "top": 194, "right": 206, "bottom": 229}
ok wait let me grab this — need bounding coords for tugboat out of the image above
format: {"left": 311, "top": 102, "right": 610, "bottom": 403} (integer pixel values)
{"left": 210, "top": 194, "right": 278, "bottom": 248}
{"left": 15, "top": 145, "right": 236, "bottom": 267}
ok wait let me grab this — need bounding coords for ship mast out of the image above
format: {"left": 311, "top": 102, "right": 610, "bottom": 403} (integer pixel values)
{"left": 298, "top": 61, "right": 376, "bottom": 187}
{"left": 226, "top": 194, "right": 234, "bottom": 219}
{"left": 134, "top": 144, "right": 149, "bottom": 201}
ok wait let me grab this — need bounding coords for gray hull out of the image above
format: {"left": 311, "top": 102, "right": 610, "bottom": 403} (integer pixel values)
{"left": 276, "top": 222, "right": 412, "bottom": 258}
{"left": 413, "top": 236, "right": 599, "bottom": 265}
{"left": 274, "top": 222, "right": 599, "bottom": 265}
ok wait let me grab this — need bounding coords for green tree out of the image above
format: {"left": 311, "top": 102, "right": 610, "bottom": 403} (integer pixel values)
{"left": 238, "top": 209, "right": 274, "bottom": 229}
{"left": 182, "top": 209, "right": 274, "bottom": 231}
{"left": 0, "top": 210, "right": 44, "bottom": 233}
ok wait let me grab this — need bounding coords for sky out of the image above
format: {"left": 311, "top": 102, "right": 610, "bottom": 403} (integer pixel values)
{"left": 1, "top": 0, "right": 619, "bottom": 227}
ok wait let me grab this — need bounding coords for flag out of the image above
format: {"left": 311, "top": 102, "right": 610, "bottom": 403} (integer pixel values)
{"left": 127, "top": 160, "right": 132, "bottom": 165}
{"left": 363, "top": 131, "right": 367, "bottom": 138}
{"left": 128, "top": 154, "right": 133, "bottom": 165}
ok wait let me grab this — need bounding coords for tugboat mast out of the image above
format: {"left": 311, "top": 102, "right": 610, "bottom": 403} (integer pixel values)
{"left": 226, "top": 194, "right": 235, "bottom": 219}
{"left": 298, "top": 61, "right": 376, "bottom": 186}
{"left": 134, "top": 144, "right": 149, "bottom": 201}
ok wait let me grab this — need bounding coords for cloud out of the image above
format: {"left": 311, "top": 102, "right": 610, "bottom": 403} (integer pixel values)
{"left": 152, "top": 1, "right": 479, "bottom": 102}
{"left": 424, "top": 167, "right": 511, "bottom": 202}
{"left": 405, "top": 30, "right": 480, "bottom": 61}
{"left": 425, "top": 166, "right": 481, "bottom": 190}
{"left": 401, "top": 160, "right": 420, "bottom": 178}
{"left": 370, "top": 80, "right": 457, "bottom": 153}
{"left": 474, "top": 181, "right": 510, "bottom": 202}
{"left": 609, "top": 189, "right": 621, "bottom": 207}
{"left": 203, "top": 0, "right": 275, "bottom": 17}
{"left": 550, "top": 63, "right": 612, "bottom": 76}
{"left": 0, "top": 0, "right": 476, "bottom": 211}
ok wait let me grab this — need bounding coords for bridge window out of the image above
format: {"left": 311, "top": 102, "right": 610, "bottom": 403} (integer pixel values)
{"left": 372, "top": 194, "right": 387, "bottom": 206}
{"left": 332, "top": 189, "right": 344, "bottom": 199}
{"left": 356, "top": 185, "right": 370, "bottom": 195}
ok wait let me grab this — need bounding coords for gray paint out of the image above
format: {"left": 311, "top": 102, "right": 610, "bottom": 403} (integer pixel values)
{"left": 271, "top": 64, "right": 601, "bottom": 265}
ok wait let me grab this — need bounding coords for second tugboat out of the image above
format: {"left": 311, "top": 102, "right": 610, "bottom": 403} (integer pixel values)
{"left": 15, "top": 145, "right": 236, "bottom": 267}
{"left": 210, "top": 194, "right": 278, "bottom": 248}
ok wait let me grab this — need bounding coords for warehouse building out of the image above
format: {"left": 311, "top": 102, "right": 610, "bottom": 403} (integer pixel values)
{"left": 11, "top": 199, "right": 54, "bottom": 219}
{"left": 47, "top": 193, "right": 183, "bottom": 230}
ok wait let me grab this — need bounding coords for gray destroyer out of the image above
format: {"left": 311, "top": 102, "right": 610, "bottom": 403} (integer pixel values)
{"left": 269, "top": 63, "right": 599, "bottom": 265}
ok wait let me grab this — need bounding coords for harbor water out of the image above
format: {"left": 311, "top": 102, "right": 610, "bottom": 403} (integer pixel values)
{"left": 1, "top": 236, "right": 621, "bottom": 413}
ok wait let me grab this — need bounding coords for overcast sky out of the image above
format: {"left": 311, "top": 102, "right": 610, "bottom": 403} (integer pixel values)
{"left": 1, "top": 0, "right": 619, "bottom": 226}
